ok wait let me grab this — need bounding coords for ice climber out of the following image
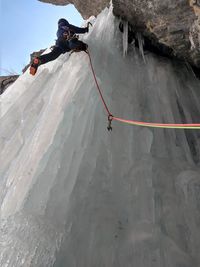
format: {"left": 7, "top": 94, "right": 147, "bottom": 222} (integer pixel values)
{"left": 30, "top": 18, "right": 90, "bottom": 75}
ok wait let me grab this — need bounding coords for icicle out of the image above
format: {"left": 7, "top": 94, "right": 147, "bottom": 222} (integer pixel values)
{"left": 136, "top": 32, "right": 146, "bottom": 63}
{"left": 184, "top": 60, "right": 196, "bottom": 78}
{"left": 122, "top": 21, "right": 128, "bottom": 57}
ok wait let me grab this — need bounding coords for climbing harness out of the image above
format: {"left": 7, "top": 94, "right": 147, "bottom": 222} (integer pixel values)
{"left": 87, "top": 50, "right": 200, "bottom": 130}
{"left": 63, "top": 30, "right": 79, "bottom": 41}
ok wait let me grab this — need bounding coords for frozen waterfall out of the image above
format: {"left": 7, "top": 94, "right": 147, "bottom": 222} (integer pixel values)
{"left": 1, "top": 6, "right": 200, "bottom": 267}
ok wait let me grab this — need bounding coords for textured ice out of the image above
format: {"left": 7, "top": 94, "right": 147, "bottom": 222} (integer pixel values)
{"left": 136, "top": 32, "right": 146, "bottom": 63}
{"left": 122, "top": 20, "right": 128, "bottom": 57}
{"left": 1, "top": 6, "right": 200, "bottom": 267}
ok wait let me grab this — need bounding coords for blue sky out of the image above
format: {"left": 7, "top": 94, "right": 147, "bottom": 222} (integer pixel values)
{"left": 0, "top": 0, "right": 83, "bottom": 75}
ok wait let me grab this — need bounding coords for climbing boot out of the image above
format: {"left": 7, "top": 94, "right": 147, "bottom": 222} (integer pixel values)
{"left": 30, "top": 58, "right": 41, "bottom": 75}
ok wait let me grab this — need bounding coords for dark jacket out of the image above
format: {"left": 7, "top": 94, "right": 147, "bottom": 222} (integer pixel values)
{"left": 56, "top": 20, "right": 87, "bottom": 52}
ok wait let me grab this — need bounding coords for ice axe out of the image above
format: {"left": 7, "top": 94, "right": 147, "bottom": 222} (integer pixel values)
{"left": 87, "top": 22, "right": 93, "bottom": 31}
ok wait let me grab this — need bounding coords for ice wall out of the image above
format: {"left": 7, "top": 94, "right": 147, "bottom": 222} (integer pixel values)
{"left": 1, "top": 7, "right": 200, "bottom": 267}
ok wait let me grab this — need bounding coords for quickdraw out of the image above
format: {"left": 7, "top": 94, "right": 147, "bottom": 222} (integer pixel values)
{"left": 107, "top": 114, "right": 113, "bottom": 131}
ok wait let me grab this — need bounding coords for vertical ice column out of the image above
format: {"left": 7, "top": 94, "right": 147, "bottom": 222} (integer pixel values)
{"left": 136, "top": 32, "right": 146, "bottom": 63}
{"left": 122, "top": 21, "right": 128, "bottom": 57}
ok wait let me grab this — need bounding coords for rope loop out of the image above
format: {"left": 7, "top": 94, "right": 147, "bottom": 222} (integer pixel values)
{"left": 87, "top": 49, "right": 200, "bottom": 130}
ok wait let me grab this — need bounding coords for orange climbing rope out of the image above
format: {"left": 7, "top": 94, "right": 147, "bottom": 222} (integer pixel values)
{"left": 87, "top": 51, "right": 111, "bottom": 116}
{"left": 87, "top": 51, "right": 200, "bottom": 130}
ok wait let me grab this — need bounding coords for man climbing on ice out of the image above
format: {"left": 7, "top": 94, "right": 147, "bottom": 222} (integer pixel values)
{"left": 30, "top": 18, "right": 91, "bottom": 75}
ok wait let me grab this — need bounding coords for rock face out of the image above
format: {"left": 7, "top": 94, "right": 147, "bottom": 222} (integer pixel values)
{"left": 113, "top": 0, "right": 200, "bottom": 67}
{"left": 39, "top": 0, "right": 200, "bottom": 68}
{"left": 39, "top": 0, "right": 69, "bottom": 5}
{"left": 0, "top": 76, "right": 19, "bottom": 95}
{"left": 39, "top": 0, "right": 109, "bottom": 18}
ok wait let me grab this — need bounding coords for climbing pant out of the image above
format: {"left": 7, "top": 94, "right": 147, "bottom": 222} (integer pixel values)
{"left": 39, "top": 46, "right": 63, "bottom": 65}
{"left": 68, "top": 39, "right": 88, "bottom": 51}
{"left": 38, "top": 39, "right": 87, "bottom": 66}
